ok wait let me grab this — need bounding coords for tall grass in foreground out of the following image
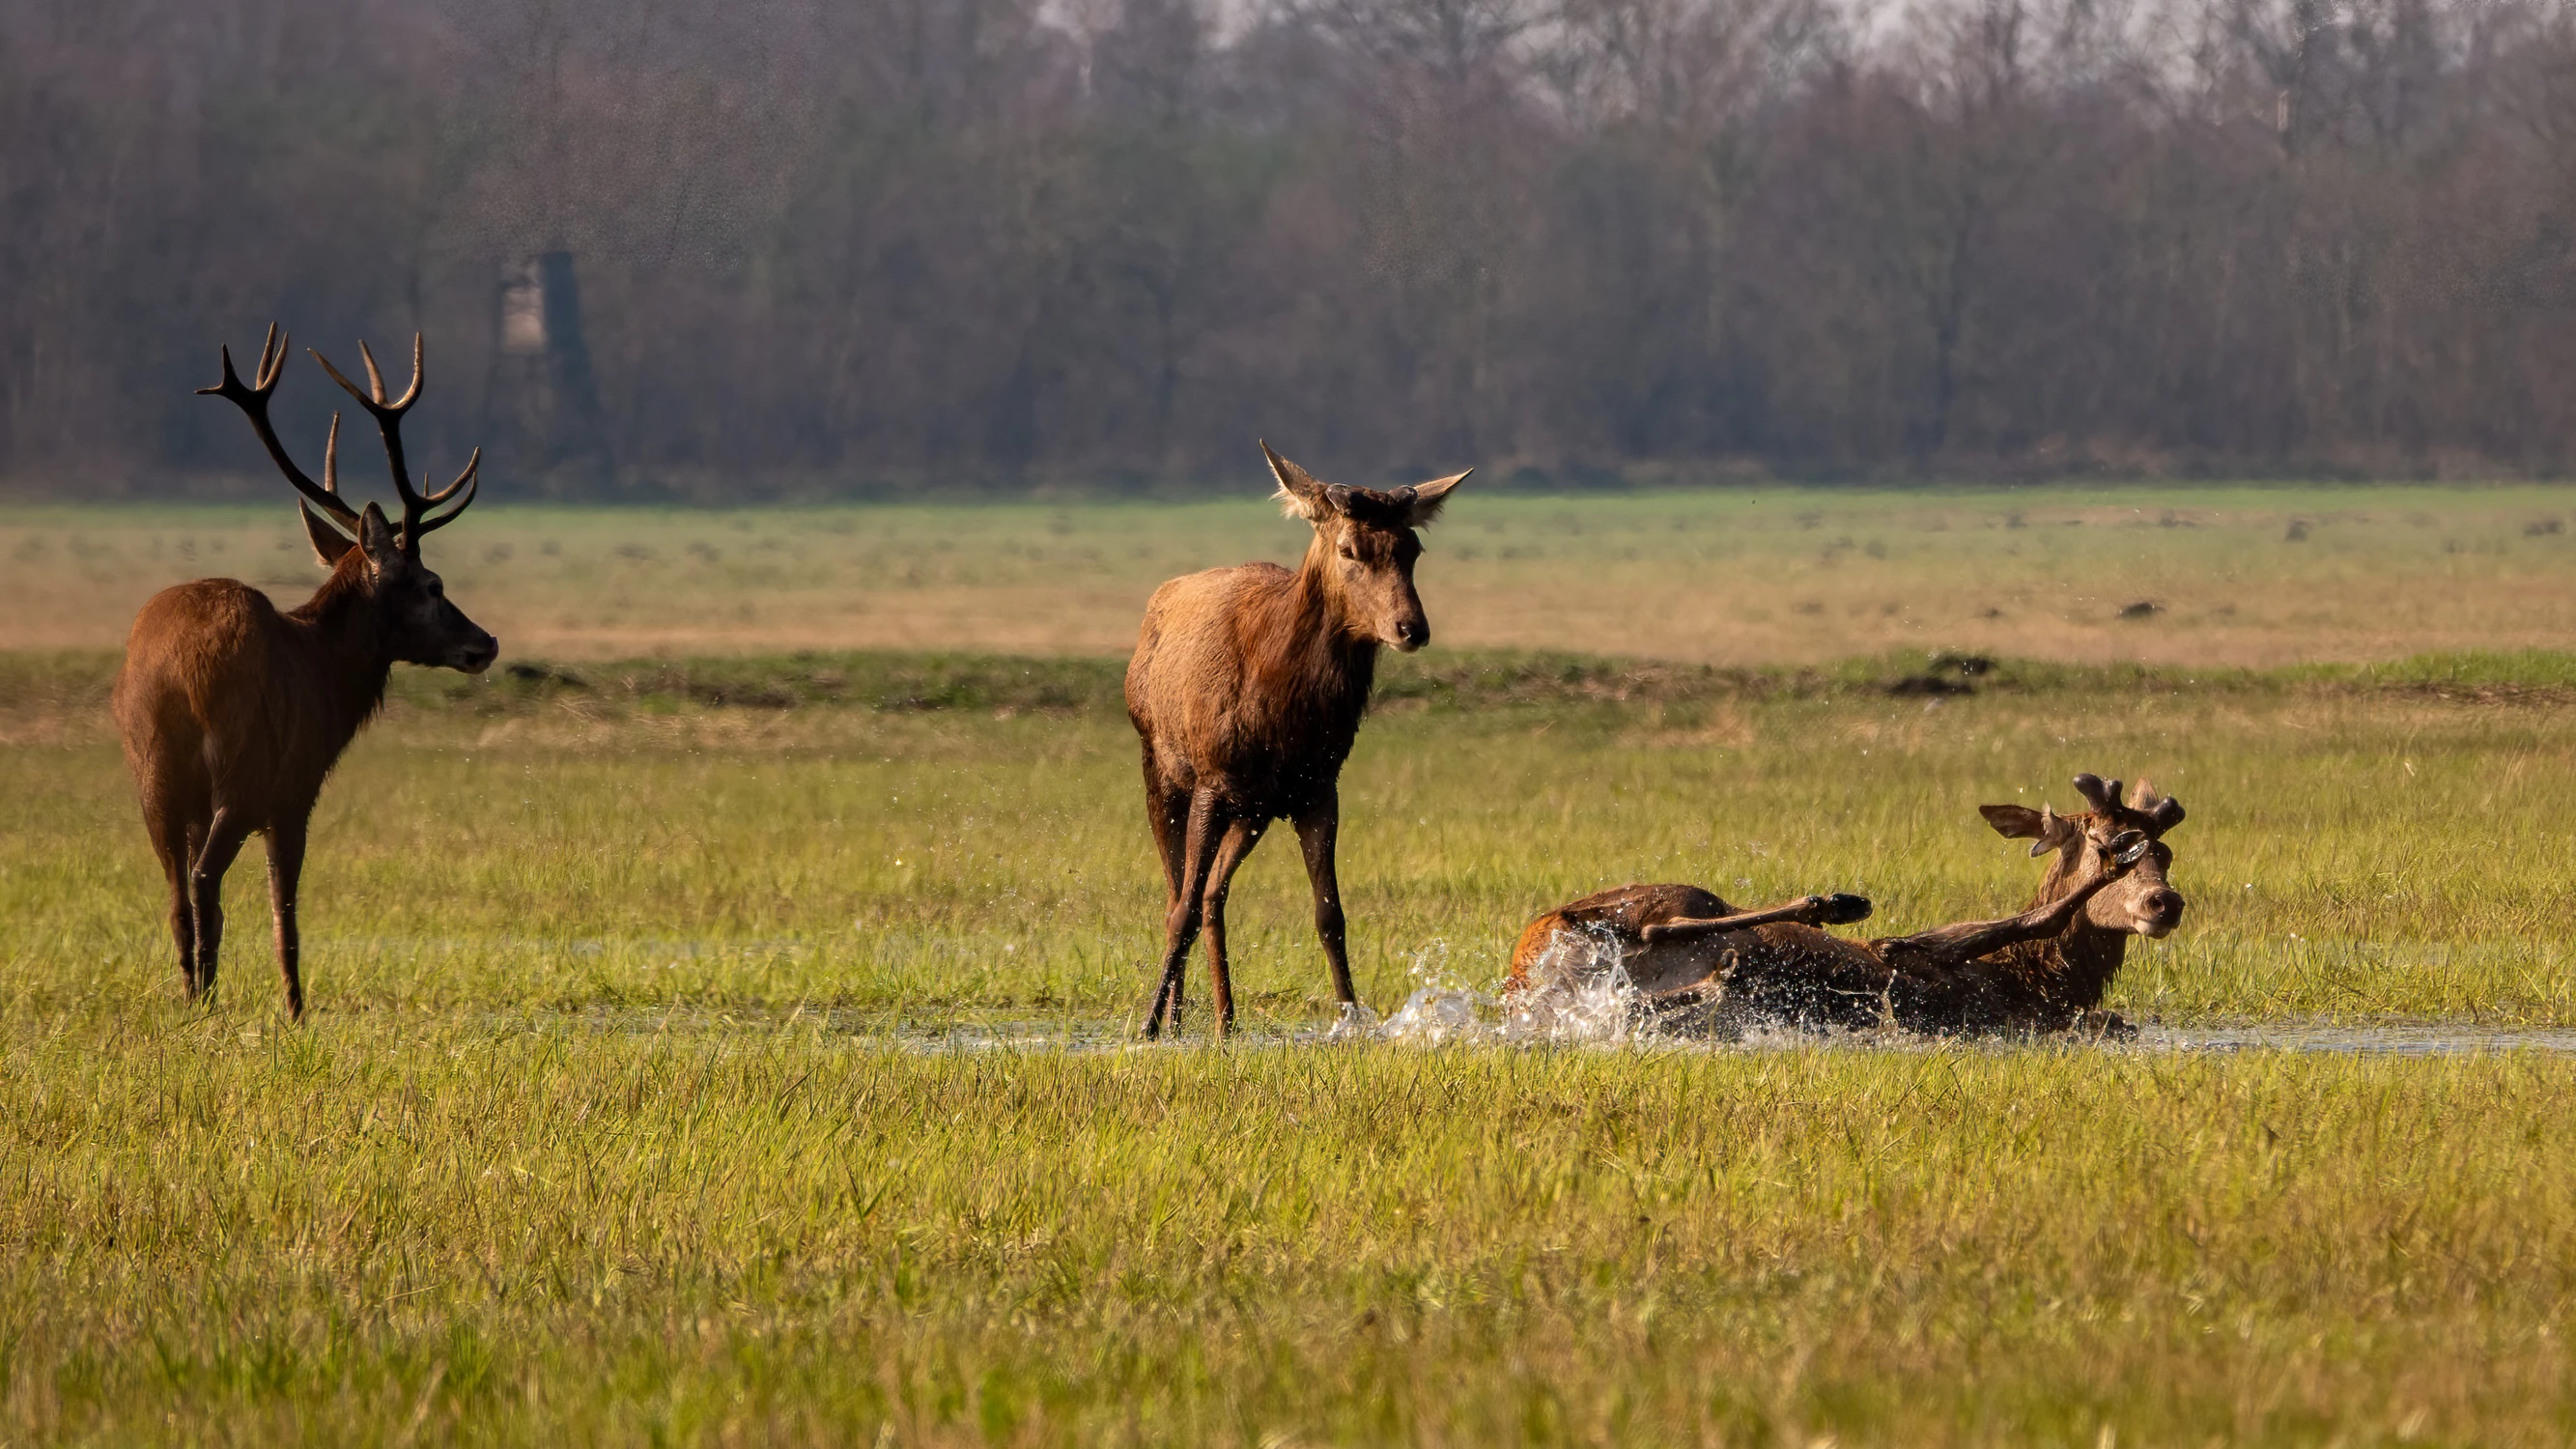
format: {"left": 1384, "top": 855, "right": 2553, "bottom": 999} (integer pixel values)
{"left": 3, "top": 1030, "right": 2570, "bottom": 1444}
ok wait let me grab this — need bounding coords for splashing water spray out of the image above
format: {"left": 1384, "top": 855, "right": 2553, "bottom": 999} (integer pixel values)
{"left": 1345, "top": 925, "right": 1656, "bottom": 1047}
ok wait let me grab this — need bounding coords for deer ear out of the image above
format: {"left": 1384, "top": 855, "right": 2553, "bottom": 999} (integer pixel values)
{"left": 1980, "top": 804, "right": 2047, "bottom": 839}
{"left": 356, "top": 502, "right": 401, "bottom": 568}
{"left": 1399, "top": 468, "right": 1472, "bottom": 526}
{"left": 1261, "top": 440, "right": 1334, "bottom": 523}
{"left": 1984, "top": 802, "right": 2073, "bottom": 857}
{"left": 300, "top": 501, "right": 357, "bottom": 566}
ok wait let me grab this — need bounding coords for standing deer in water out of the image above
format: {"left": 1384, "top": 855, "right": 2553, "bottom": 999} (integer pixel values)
{"left": 111, "top": 327, "right": 495, "bottom": 1017}
{"left": 1508, "top": 774, "right": 2186, "bottom": 1034}
{"left": 1126, "top": 442, "right": 1471, "bottom": 1037}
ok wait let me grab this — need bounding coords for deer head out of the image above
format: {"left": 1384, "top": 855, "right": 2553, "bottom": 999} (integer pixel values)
{"left": 200, "top": 326, "right": 499, "bottom": 673}
{"left": 1979, "top": 773, "right": 2188, "bottom": 938}
{"left": 1263, "top": 440, "right": 1470, "bottom": 653}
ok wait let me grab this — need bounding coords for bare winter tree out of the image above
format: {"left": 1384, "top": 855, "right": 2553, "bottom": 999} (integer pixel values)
{"left": 6, "top": 0, "right": 2576, "bottom": 490}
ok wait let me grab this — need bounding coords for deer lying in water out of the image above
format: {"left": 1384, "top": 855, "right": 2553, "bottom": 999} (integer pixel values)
{"left": 111, "top": 327, "right": 495, "bottom": 1017}
{"left": 1507, "top": 774, "right": 2187, "bottom": 1035}
{"left": 1126, "top": 442, "right": 1471, "bottom": 1037}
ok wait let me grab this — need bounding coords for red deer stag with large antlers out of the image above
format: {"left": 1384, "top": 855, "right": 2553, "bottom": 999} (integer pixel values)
{"left": 1507, "top": 774, "right": 2186, "bottom": 1035}
{"left": 1126, "top": 442, "right": 1471, "bottom": 1037}
{"left": 111, "top": 327, "right": 496, "bottom": 1018}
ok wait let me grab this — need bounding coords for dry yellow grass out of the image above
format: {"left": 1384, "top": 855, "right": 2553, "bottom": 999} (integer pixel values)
{"left": 10, "top": 484, "right": 2576, "bottom": 665}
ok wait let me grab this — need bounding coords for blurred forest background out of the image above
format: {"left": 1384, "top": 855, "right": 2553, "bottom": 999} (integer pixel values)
{"left": 8, "top": 0, "right": 2576, "bottom": 496}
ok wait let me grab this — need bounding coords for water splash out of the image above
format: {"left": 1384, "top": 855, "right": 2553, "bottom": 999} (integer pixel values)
{"left": 1366, "top": 929, "right": 1656, "bottom": 1047}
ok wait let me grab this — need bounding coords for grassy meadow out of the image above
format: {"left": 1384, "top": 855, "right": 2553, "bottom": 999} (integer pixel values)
{"left": 5, "top": 486, "right": 2576, "bottom": 1443}
{"left": 12, "top": 483, "right": 2576, "bottom": 664}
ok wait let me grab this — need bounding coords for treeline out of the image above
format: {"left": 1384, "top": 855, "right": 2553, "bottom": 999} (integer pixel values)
{"left": 7, "top": 0, "right": 2576, "bottom": 495}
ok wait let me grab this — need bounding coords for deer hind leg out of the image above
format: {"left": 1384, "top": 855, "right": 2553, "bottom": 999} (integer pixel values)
{"left": 187, "top": 807, "right": 253, "bottom": 1003}
{"left": 1142, "top": 758, "right": 1188, "bottom": 916}
{"left": 1641, "top": 893, "right": 1874, "bottom": 945}
{"left": 1198, "top": 816, "right": 1269, "bottom": 1038}
{"left": 1292, "top": 791, "right": 1358, "bottom": 1012}
{"left": 266, "top": 815, "right": 309, "bottom": 1021}
{"left": 1139, "top": 789, "right": 1223, "bottom": 1039}
{"left": 148, "top": 807, "right": 203, "bottom": 999}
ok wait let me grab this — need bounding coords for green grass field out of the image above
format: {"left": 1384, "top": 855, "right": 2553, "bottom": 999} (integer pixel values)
{"left": 6, "top": 490, "right": 2576, "bottom": 1443}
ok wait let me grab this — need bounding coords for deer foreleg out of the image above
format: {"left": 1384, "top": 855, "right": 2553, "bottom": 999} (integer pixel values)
{"left": 1869, "top": 876, "right": 2108, "bottom": 975}
{"left": 1199, "top": 816, "right": 1268, "bottom": 1038}
{"left": 1139, "top": 790, "right": 1222, "bottom": 1039}
{"left": 1640, "top": 892, "right": 1873, "bottom": 944}
{"left": 1292, "top": 792, "right": 1357, "bottom": 1013}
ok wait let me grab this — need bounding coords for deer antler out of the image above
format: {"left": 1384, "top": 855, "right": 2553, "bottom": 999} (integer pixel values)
{"left": 2130, "top": 778, "right": 2187, "bottom": 833}
{"left": 311, "top": 333, "right": 480, "bottom": 554}
{"left": 2071, "top": 774, "right": 2121, "bottom": 813}
{"left": 197, "top": 325, "right": 363, "bottom": 534}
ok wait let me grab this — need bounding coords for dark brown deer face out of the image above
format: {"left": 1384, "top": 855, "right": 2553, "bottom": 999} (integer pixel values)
{"left": 331, "top": 505, "right": 499, "bottom": 672}
{"left": 1262, "top": 441, "right": 1470, "bottom": 653}
{"left": 1980, "top": 774, "right": 2188, "bottom": 938}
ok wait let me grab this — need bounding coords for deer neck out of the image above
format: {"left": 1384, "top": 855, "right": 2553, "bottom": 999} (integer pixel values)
{"left": 286, "top": 560, "right": 397, "bottom": 737}
{"left": 2014, "top": 851, "right": 2130, "bottom": 1007}
{"left": 1276, "top": 536, "right": 1380, "bottom": 699}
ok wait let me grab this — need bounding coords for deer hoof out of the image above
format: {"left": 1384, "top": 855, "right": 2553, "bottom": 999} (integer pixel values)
{"left": 1816, "top": 893, "right": 1873, "bottom": 925}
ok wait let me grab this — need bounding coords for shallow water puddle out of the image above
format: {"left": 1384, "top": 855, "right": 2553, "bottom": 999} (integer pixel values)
{"left": 2138, "top": 1022, "right": 2576, "bottom": 1056}
{"left": 466, "top": 998, "right": 2576, "bottom": 1056}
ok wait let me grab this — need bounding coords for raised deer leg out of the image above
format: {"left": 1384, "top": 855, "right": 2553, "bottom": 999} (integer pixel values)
{"left": 266, "top": 816, "right": 309, "bottom": 1020}
{"left": 1198, "top": 816, "right": 1269, "bottom": 1037}
{"left": 1870, "top": 836, "right": 2147, "bottom": 975}
{"left": 187, "top": 807, "right": 253, "bottom": 1002}
{"left": 1292, "top": 791, "right": 1359, "bottom": 1013}
{"left": 1140, "top": 789, "right": 1223, "bottom": 1039}
{"left": 1640, "top": 893, "right": 1874, "bottom": 944}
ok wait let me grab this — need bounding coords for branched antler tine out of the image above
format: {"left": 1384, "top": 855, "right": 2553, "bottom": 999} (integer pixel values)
{"left": 410, "top": 450, "right": 480, "bottom": 537}
{"left": 196, "top": 345, "right": 244, "bottom": 399}
{"left": 196, "top": 327, "right": 361, "bottom": 529}
{"left": 2070, "top": 773, "right": 2113, "bottom": 812}
{"left": 418, "top": 445, "right": 478, "bottom": 506}
{"left": 395, "top": 334, "right": 424, "bottom": 411}
{"left": 312, "top": 340, "right": 426, "bottom": 516}
{"left": 309, "top": 346, "right": 363, "bottom": 403}
{"left": 257, "top": 322, "right": 289, "bottom": 390}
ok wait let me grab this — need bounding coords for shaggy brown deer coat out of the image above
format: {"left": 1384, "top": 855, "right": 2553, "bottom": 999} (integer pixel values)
{"left": 111, "top": 327, "right": 495, "bottom": 1017}
{"left": 1125, "top": 442, "right": 1470, "bottom": 1037}
{"left": 1507, "top": 775, "right": 2187, "bottom": 1034}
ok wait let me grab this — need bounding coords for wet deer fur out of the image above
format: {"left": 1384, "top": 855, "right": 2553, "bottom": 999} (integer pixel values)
{"left": 1507, "top": 774, "right": 2187, "bottom": 1034}
{"left": 1125, "top": 442, "right": 1471, "bottom": 1037}
{"left": 111, "top": 327, "right": 495, "bottom": 1018}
